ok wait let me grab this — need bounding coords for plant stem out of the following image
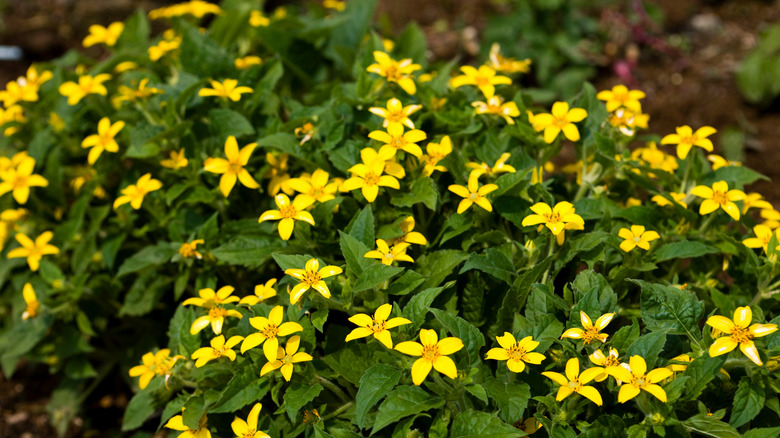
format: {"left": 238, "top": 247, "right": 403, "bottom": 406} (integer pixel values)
{"left": 315, "top": 375, "right": 351, "bottom": 403}
{"left": 323, "top": 401, "right": 353, "bottom": 420}
{"left": 540, "top": 236, "right": 556, "bottom": 284}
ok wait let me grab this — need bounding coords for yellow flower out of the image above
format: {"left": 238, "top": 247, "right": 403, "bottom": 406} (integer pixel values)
{"left": 240, "top": 279, "right": 278, "bottom": 306}
{"left": 395, "top": 329, "right": 463, "bottom": 386}
{"left": 708, "top": 154, "right": 741, "bottom": 170}
{"left": 368, "top": 123, "right": 426, "bottom": 159}
{"left": 618, "top": 225, "right": 660, "bottom": 252}
{"left": 761, "top": 208, "right": 780, "bottom": 230}
{"left": 113, "top": 173, "right": 162, "bottom": 210}
{"left": 690, "top": 180, "right": 745, "bottom": 221}
{"left": 364, "top": 239, "right": 414, "bottom": 265}
{"left": 448, "top": 171, "right": 498, "bottom": 214}
{"left": 740, "top": 192, "right": 772, "bottom": 214}
{"left": 608, "top": 356, "right": 674, "bottom": 403}
{"left": 651, "top": 192, "right": 687, "bottom": 208}
{"left": 465, "top": 152, "right": 516, "bottom": 178}
{"left": 149, "top": 1, "right": 222, "bottom": 19}
{"left": 345, "top": 303, "right": 411, "bottom": 348}
{"left": 183, "top": 286, "right": 240, "bottom": 308}
{"left": 285, "top": 258, "right": 343, "bottom": 304}
{"left": 588, "top": 347, "right": 623, "bottom": 382}
{"left": 387, "top": 216, "right": 427, "bottom": 246}
{"left": 183, "top": 286, "right": 243, "bottom": 335}
{"left": 529, "top": 102, "right": 588, "bottom": 144}
{"left": 541, "top": 357, "right": 603, "bottom": 406}
{"left": 114, "top": 61, "right": 138, "bottom": 73}
{"left": 707, "top": 306, "right": 778, "bottom": 366}
{"left": 263, "top": 152, "right": 292, "bottom": 195}
{"left": 148, "top": 37, "right": 181, "bottom": 61}
{"left": 179, "top": 239, "right": 204, "bottom": 259}
{"left": 249, "top": 10, "right": 270, "bottom": 27}
{"left": 369, "top": 98, "right": 422, "bottom": 130}
{"left": 231, "top": 403, "right": 269, "bottom": 438}
{"left": 21, "top": 65, "right": 52, "bottom": 89}
{"left": 666, "top": 354, "right": 693, "bottom": 374}
{"left": 485, "top": 333, "right": 546, "bottom": 373}
{"left": 7, "top": 231, "right": 59, "bottom": 271}
{"left": 204, "top": 136, "right": 260, "bottom": 197}
{"left": 323, "top": 0, "right": 346, "bottom": 11}
{"left": 0, "top": 105, "right": 26, "bottom": 136}
{"left": 165, "top": 413, "right": 212, "bottom": 438}
{"left": 341, "top": 148, "right": 400, "bottom": 203}
{"left": 743, "top": 225, "right": 779, "bottom": 253}
{"left": 0, "top": 80, "right": 39, "bottom": 107}
{"left": 240, "top": 305, "right": 303, "bottom": 360}
{"left": 287, "top": 169, "right": 340, "bottom": 203}
{"left": 161, "top": 149, "right": 189, "bottom": 170}
{"left": 21, "top": 283, "right": 39, "bottom": 320}
{"left": 472, "top": 94, "right": 520, "bottom": 124}
{"left": 129, "top": 349, "right": 184, "bottom": 390}
{"left": 82, "top": 117, "right": 124, "bottom": 165}
{"left": 258, "top": 194, "right": 315, "bottom": 241}
{"left": 0, "top": 155, "right": 49, "bottom": 204}
{"left": 260, "top": 335, "right": 313, "bottom": 381}
{"left": 486, "top": 43, "right": 531, "bottom": 74}
{"left": 113, "top": 78, "right": 163, "bottom": 105}
{"left": 660, "top": 125, "right": 716, "bottom": 159}
{"left": 521, "top": 201, "right": 584, "bottom": 245}
{"left": 294, "top": 122, "right": 316, "bottom": 145}
{"left": 560, "top": 311, "right": 615, "bottom": 344}
{"left": 596, "top": 85, "right": 645, "bottom": 113}
{"left": 58, "top": 73, "right": 111, "bottom": 105}
{"left": 607, "top": 108, "right": 649, "bottom": 136}
{"left": 449, "top": 65, "right": 511, "bottom": 98}
{"left": 199, "top": 79, "right": 253, "bottom": 102}
{"left": 191, "top": 335, "right": 244, "bottom": 367}
{"left": 235, "top": 56, "right": 262, "bottom": 69}
{"left": 366, "top": 51, "right": 421, "bottom": 95}
{"left": 421, "top": 135, "right": 452, "bottom": 176}
{"left": 83, "top": 22, "right": 124, "bottom": 47}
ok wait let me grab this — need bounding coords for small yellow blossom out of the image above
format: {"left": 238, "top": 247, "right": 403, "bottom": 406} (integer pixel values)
{"left": 741, "top": 192, "right": 773, "bottom": 214}
{"left": 630, "top": 142, "right": 678, "bottom": 175}
{"left": 199, "top": 79, "right": 253, "bottom": 102}
{"left": 260, "top": 335, "right": 313, "bottom": 381}
{"left": 761, "top": 208, "right": 780, "bottom": 230}
{"left": 113, "top": 173, "right": 162, "bottom": 210}
{"left": 191, "top": 335, "right": 244, "bottom": 367}
{"left": 608, "top": 108, "right": 649, "bottom": 136}
{"left": 368, "top": 123, "right": 426, "bottom": 159}
{"left": 0, "top": 105, "right": 26, "bottom": 136}
{"left": 21, "top": 65, "right": 53, "bottom": 90}
{"left": 161, "top": 149, "right": 189, "bottom": 170}
{"left": 364, "top": 239, "right": 413, "bottom": 265}
{"left": 287, "top": 170, "right": 340, "bottom": 204}
{"left": 450, "top": 65, "right": 511, "bottom": 98}
{"left": 341, "top": 148, "right": 400, "bottom": 202}
{"left": 21, "top": 283, "right": 39, "bottom": 320}
{"left": 165, "top": 413, "right": 211, "bottom": 438}
{"left": 182, "top": 286, "right": 243, "bottom": 335}
{"left": 707, "top": 306, "right": 778, "bottom": 366}
{"left": 448, "top": 171, "right": 498, "bottom": 214}
{"left": 608, "top": 356, "right": 673, "bottom": 403}
{"left": 708, "top": 154, "right": 741, "bottom": 170}
{"left": 387, "top": 216, "right": 427, "bottom": 246}
{"left": 82, "top": 117, "right": 124, "bottom": 165}
{"left": 661, "top": 125, "right": 716, "bottom": 159}
{"left": 472, "top": 94, "right": 520, "bottom": 124}
{"left": 690, "top": 180, "right": 745, "bottom": 221}
{"left": 258, "top": 194, "right": 315, "bottom": 240}
{"left": 465, "top": 153, "right": 516, "bottom": 178}
{"left": 249, "top": 10, "right": 270, "bottom": 27}
{"left": 0, "top": 155, "right": 49, "bottom": 204}
{"left": 421, "top": 135, "right": 452, "bottom": 176}
{"left": 541, "top": 357, "right": 603, "bottom": 406}
{"left": 231, "top": 403, "right": 269, "bottom": 438}
{"left": 597, "top": 85, "right": 645, "bottom": 113}
{"left": 294, "top": 122, "right": 316, "bottom": 145}
{"left": 129, "top": 349, "right": 184, "bottom": 390}
{"left": 395, "top": 329, "right": 463, "bottom": 386}
{"left": 588, "top": 348, "right": 623, "bottom": 382}
{"left": 204, "top": 136, "right": 260, "bottom": 197}
{"left": 366, "top": 51, "right": 421, "bottom": 95}
{"left": 235, "top": 56, "right": 262, "bottom": 69}
{"left": 345, "top": 303, "right": 411, "bottom": 348}
{"left": 560, "top": 311, "right": 615, "bottom": 344}
{"left": 59, "top": 74, "right": 111, "bottom": 105}
{"left": 7, "top": 231, "right": 59, "bottom": 271}
{"left": 323, "top": 0, "right": 346, "bottom": 11}
{"left": 114, "top": 61, "right": 138, "bottom": 73}
{"left": 528, "top": 102, "right": 588, "bottom": 143}
{"left": 240, "top": 305, "right": 303, "bottom": 359}
{"left": 179, "top": 239, "right": 204, "bottom": 259}
{"left": 148, "top": 36, "right": 181, "bottom": 61}
{"left": 0, "top": 80, "right": 38, "bottom": 107}
{"left": 263, "top": 152, "right": 293, "bottom": 195}
{"left": 652, "top": 192, "right": 687, "bottom": 209}
{"left": 183, "top": 286, "right": 239, "bottom": 308}
{"left": 83, "top": 22, "right": 124, "bottom": 47}
{"left": 149, "top": 1, "right": 222, "bottom": 19}
{"left": 618, "top": 225, "right": 660, "bottom": 252}
{"left": 113, "top": 78, "right": 163, "bottom": 105}
{"left": 485, "top": 333, "right": 546, "bottom": 373}
{"left": 240, "top": 279, "right": 278, "bottom": 306}
{"left": 486, "top": 43, "right": 531, "bottom": 74}
{"left": 369, "top": 98, "right": 422, "bottom": 130}
{"left": 743, "top": 225, "right": 779, "bottom": 253}
{"left": 285, "top": 258, "right": 343, "bottom": 304}
{"left": 521, "top": 201, "right": 585, "bottom": 245}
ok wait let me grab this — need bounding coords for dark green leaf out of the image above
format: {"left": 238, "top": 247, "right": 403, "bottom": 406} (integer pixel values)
{"left": 116, "top": 242, "right": 177, "bottom": 277}
{"left": 371, "top": 386, "right": 444, "bottom": 434}
{"left": 635, "top": 280, "right": 704, "bottom": 336}
{"left": 212, "top": 235, "right": 282, "bottom": 267}
{"left": 683, "top": 356, "right": 726, "bottom": 402}
{"left": 483, "top": 378, "right": 530, "bottom": 424}
{"left": 653, "top": 240, "right": 720, "bottom": 263}
{"left": 345, "top": 205, "right": 375, "bottom": 247}
{"left": 122, "top": 379, "right": 163, "bottom": 431}
{"left": 449, "top": 410, "right": 523, "bottom": 438}
{"left": 355, "top": 364, "right": 403, "bottom": 429}
{"left": 626, "top": 331, "right": 666, "bottom": 368}
{"left": 339, "top": 231, "right": 371, "bottom": 278}
{"left": 208, "top": 108, "right": 255, "bottom": 140}
{"left": 682, "top": 414, "right": 740, "bottom": 438}
{"left": 391, "top": 177, "right": 438, "bottom": 210}
{"left": 730, "top": 376, "right": 765, "bottom": 428}
{"left": 354, "top": 264, "right": 404, "bottom": 292}
{"left": 284, "top": 383, "right": 323, "bottom": 422}
{"left": 386, "top": 270, "right": 426, "bottom": 296}
{"left": 415, "top": 250, "right": 468, "bottom": 290}
{"left": 429, "top": 309, "right": 485, "bottom": 367}
{"left": 459, "top": 248, "right": 515, "bottom": 285}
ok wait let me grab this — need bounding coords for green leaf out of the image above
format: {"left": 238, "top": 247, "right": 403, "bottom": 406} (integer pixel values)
{"left": 167, "top": 306, "right": 201, "bottom": 357}
{"left": 653, "top": 240, "right": 720, "bottom": 263}
{"left": 208, "top": 108, "right": 255, "bottom": 140}
{"left": 391, "top": 177, "right": 438, "bottom": 210}
{"left": 483, "top": 378, "right": 530, "bottom": 424}
{"left": 117, "top": 9, "right": 150, "bottom": 48}
{"left": 126, "top": 123, "right": 164, "bottom": 158}
{"left": 119, "top": 273, "right": 171, "bottom": 316}
{"left": 707, "top": 166, "right": 769, "bottom": 186}
{"left": 371, "top": 386, "right": 444, "bottom": 434}
{"left": 449, "top": 410, "right": 523, "bottom": 438}
{"left": 345, "top": 204, "right": 375, "bottom": 247}
{"left": 459, "top": 247, "right": 515, "bottom": 285}
{"left": 284, "top": 383, "right": 323, "bottom": 422}
{"left": 744, "top": 427, "right": 780, "bottom": 438}
{"left": 499, "top": 256, "right": 552, "bottom": 330}
{"left": 682, "top": 356, "right": 726, "bottom": 402}
{"left": 730, "top": 376, "right": 765, "bottom": 428}
{"left": 403, "top": 284, "right": 451, "bottom": 330}
{"left": 682, "top": 414, "right": 740, "bottom": 438}
{"left": 386, "top": 270, "right": 426, "bottom": 296}
{"left": 122, "top": 379, "right": 163, "bottom": 431}
{"left": 415, "top": 250, "right": 468, "bottom": 290}
{"left": 429, "top": 309, "right": 485, "bottom": 367}
{"left": 634, "top": 280, "right": 704, "bottom": 336}
{"left": 212, "top": 235, "right": 282, "bottom": 267}
{"left": 339, "top": 231, "right": 371, "bottom": 278}
{"left": 116, "top": 242, "right": 177, "bottom": 277}
{"left": 179, "top": 23, "right": 233, "bottom": 77}
{"left": 311, "top": 308, "right": 328, "bottom": 332}
{"left": 322, "top": 343, "right": 374, "bottom": 385}
{"left": 626, "top": 331, "right": 666, "bottom": 368}
{"left": 0, "top": 314, "right": 53, "bottom": 376}
{"left": 570, "top": 270, "right": 618, "bottom": 326}
{"left": 354, "top": 264, "right": 404, "bottom": 292}
{"left": 272, "top": 253, "right": 314, "bottom": 272}
{"left": 355, "top": 364, "right": 403, "bottom": 430}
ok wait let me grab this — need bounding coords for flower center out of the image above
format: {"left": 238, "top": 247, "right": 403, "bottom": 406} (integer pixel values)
{"left": 544, "top": 212, "right": 562, "bottom": 224}
{"left": 567, "top": 380, "right": 581, "bottom": 390}
{"left": 712, "top": 190, "right": 728, "bottom": 206}
{"left": 604, "top": 356, "right": 620, "bottom": 367}
{"left": 385, "top": 65, "right": 400, "bottom": 81}
{"left": 633, "top": 236, "right": 641, "bottom": 243}
{"left": 262, "top": 324, "right": 279, "bottom": 339}
{"left": 582, "top": 326, "right": 600, "bottom": 344}
{"left": 730, "top": 326, "right": 752, "bottom": 344}
{"left": 474, "top": 75, "right": 490, "bottom": 87}
{"left": 371, "top": 320, "right": 387, "bottom": 333}
{"left": 364, "top": 172, "right": 380, "bottom": 186}
{"left": 632, "top": 376, "right": 647, "bottom": 387}
{"left": 507, "top": 345, "right": 526, "bottom": 362}
{"left": 422, "top": 344, "right": 440, "bottom": 361}
{"left": 280, "top": 205, "right": 298, "bottom": 219}
{"left": 12, "top": 174, "right": 28, "bottom": 189}
{"left": 389, "top": 137, "right": 404, "bottom": 149}
{"left": 383, "top": 252, "right": 394, "bottom": 261}
{"left": 208, "top": 306, "right": 228, "bottom": 320}
{"left": 282, "top": 354, "right": 293, "bottom": 365}
{"left": 387, "top": 112, "right": 402, "bottom": 122}
{"left": 469, "top": 192, "right": 478, "bottom": 201}
{"left": 302, "top": 270, "right": 321, "bottom": 287}
{"left": 229, "top": 162, "right": 243, "bottom": 174}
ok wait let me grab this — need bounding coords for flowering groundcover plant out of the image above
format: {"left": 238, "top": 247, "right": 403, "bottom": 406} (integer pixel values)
{"left": 1, "top": 1, "right": 780, "bottom": 437}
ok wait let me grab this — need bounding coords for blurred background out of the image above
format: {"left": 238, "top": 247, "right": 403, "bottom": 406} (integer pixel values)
{"left": 2, "top": 0, "right": 780, "bottom": 435}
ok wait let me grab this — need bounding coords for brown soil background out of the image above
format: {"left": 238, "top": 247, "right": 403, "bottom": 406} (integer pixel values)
{"left": 1, "top": 0, "right": 779, "bottom": 436}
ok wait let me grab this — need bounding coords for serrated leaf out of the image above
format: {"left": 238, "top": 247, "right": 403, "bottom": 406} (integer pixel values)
{"left": 653, "top": 240, "right": 720, "bottom": 263}
{"left": 116, "top": 242, "right": 177, "bottom": 277}
{"left": 391, "top": 177, "right": 438, "bottom": 210}
{"left": 429, "top": 308, "right": 485, "bottom": 367}
{"left": 345, "top": 205, "right": 375, "bottom": 247}
{"left": 354, "top": 264, "right": 404, "bottom": 292}
{"left": 212, "top": 235, "right": 282, "bottom": 267}
{"left": 626, "top": 331, "right": 666, "bottom": 368}
{"left": 459, "top": 247, "right": 515, "bottom": 285}
{"left": 386, "top": 270, "right": 426, "bottom": 296}
{"left": 167, "top": 306, "right": 200, "bottom": 357}
{"left": 483, "top": 378, "right": 530, "bottom": 423}
{"left": 284, "top": 383, "right": 323, "bottom": 422}
{"left": 415, "top": 250, "right": 468, "bottom": 290}
{"left": 730, "top": 376, "right": 765, "bottom": 428}
{"left": 499, "top": 256, "right": 551, "bottom": 330}
{"left": 122, "top": 379, "right": 164, "bottom": 431}
{"left": 339, "top": 231, "right": 371, "bottom": 277}
{"left": 635, "top": 279, "right": 704, "bottom": 336}
{"left": 682, "top": 356, "right": 726, "bottom": 402}
{"left": 403, "top": 284, "right": 451, "bottom": 330}
{"left": 449, "top": 410, "right": 523, "bottom": 438}
{"left": 682, "top": 414, "right": 740, "bottom": 438}
{"left": 371, "top": 386, "right": 444, "bottom": 434}
{"left": 208, "top": 108, "right": 255, "bottom": 140}
{"left": 355, "top": 364, "right": 403, "bottom": 429}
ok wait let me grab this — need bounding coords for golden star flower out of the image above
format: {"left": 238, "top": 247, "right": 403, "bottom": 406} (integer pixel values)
{"left": 199, "top": 78, "right": 253, "bottom": 102}
{"left": 240, "top": 305, "right": 303, "bottom": 360}
{"left": 183, "top": 286, "right": 240, "bottom": 308}
{"left": 82, "top": 117, "right": 124, "bottom": 164}
{"left": 258, "top": 194, "right": 315, "bottom": 241}
{"left": 618, "top": 225, "right": 660, "bottom": 252}
{"left": 651, "top": 192, "right": 687, "bottom": 208}
{"left": 294, "top": 122, "right": 316, "bottom": 145}
{"left": 366, "top": 51, "right": 421, "bottom": 95}
{"left": 263, "top": 152, "right": 293, "bottom": 195}
{"left": 148, "top": 36, "right": 181, "bottom": 61}
{"left": 707, "top": 306, "right": 778, "bottom": 366}
{"left": 165, "top": 413, "right": 212, "bottom": 438}
{"left": 364, "top": 239, "right": 414, "bottom": 265}
{"left": 541, "top": 357, "right": 603, "bottom": 406}
{"left": 448, "top": 171, "right": 498, "bottom": 214}
{"left": 129, "top": 349, "right": 184, "bottom": 390}
{"left": 0, "top": 105, "right": 26, "bottom": 135}
{"left": 83, "top": 22, "right": 124, "bottom": 47}
{"left": 368, "top": 123, "right": 426, "bottom": 159}
{"left": 249, "top": 10, "right": 270, "bottom": 27}
{"left": 285, "top": 258, "right": 343, "bottom": 304}
{"left": 59, "top": 73, "right": 111, "bottom": 105}
{"left": 421, "top": 135, "right": 452, "bottom": 176}
{"left": 761, "top": 208, "right": 780, "bottom": 229}
{"left": 472, "top": 94, "right": 520, "bottom": 124}
{"left": 607, "top": 108, "right": 649, "bottom": 136}
{"left": 260, "top": 335, "right": 313, "bottom": 381}
{"left": 113, "top": 173, "right": 162, "bottom": 210}
{"left": 21, "top": 283, "right": 39, "bottom": 320}
{"left": 240, "top": 279, "right": 278, "bottom": 306}
{"left": 486, "top": 43, "right": 531, "bottom": 74}
{"left": 323, "top": 0, "right": 346, "bottom": 10}
{"left": 179, "top": 239, "right": 204, "bottom": 259}
{"left": 661, "top": 125, "right": 716, "bottom": 159}
{"left": 741, "top": 192, "right": 773, "bottom": 214}
{"left": 149, "top": 1, "right": 222, "bottom": 19}
{"left": 596, "top": 85, "right": 645, "bottom": 113}
{"left": 560, "top": 311, "right": 615, "bottom": 344}
{"left": 485, "top": 333, "right": 546, "bottom": 373}
{"left": 387, "top": 216, "right": 427, "bottom": 246}
{"left": 0, "top": 155, "right": 49, "bottom": 204}
{"left": 395, "top": 328, "right": 463, "bottom": 386}
{"left": 449, "top": 65, "right": 511, "bottom": 98}
{"left": 0, "top": 80, "right": 39, "bottom": 107}
{"left": 231, "top": 403, "right": 269, "bottom": 438}
{"left": 743, "top": 225, "right": 779, "bottom": 253}
{"left": 7, "top": 231, "right": 59, "bottom": 271}
{"left": 235, "top": 56, "right": 262, "bottom": 70}
{"left": 183, "top": 286, "right": 242, "bottom": 335}
{"left": 114, "top": 78, "right": 163, "bottom": 105}
{"left": 287, "top": 169, "right": 340, "bottom": 204}
{"left": 369, "top": 97, "right": 422, "bottom": 130}
{"left": 521, "top": 201, "right": 585, "bottom": 244}
{"left": 114, "top": 61, "right": 138, "bottom": 73}
{"left": 345, "top": 303, "right": 411, "bottom": 348}
{"left": 161, "top": 149, "right": 189, "bottom": 170}
{"left": 465, "top": 152, "right": 516, "bottom": 178}
{"left": 22, "top": 65, "right": 52, "bottom": 90}
{"left": 708, "top": 154, "right": 741, "bottom": 170}
{"left": 191, "top": 335, "right": 244, "bottom": 367}
{"left": 529, "top": 101, "right": 588, "bottom": 144}
{"left": 608, "top": 355, "right": 674, "bottom": 403}
{"left": 341, "top": 148, "right": 400, "bottom": 203}
{"left": 204, "top": 136, "right": 259, "bottom": 197}
{"left": 588, "top": 347, "right": 623, "bottom": 382}
{"left": 690, "top": 180, "right": 745, "bottom": 221}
